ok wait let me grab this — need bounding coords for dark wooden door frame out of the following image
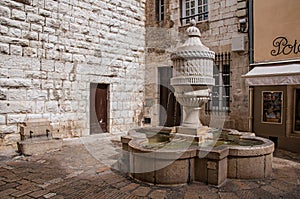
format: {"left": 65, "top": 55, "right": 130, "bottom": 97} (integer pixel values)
{"left": 90, "top": 83, "right": 109, "bottom": 134}
{"left": 158, "top": 67, "right": 181, "bottom": 127}
{"left": 95, "top": 84, "right": 109, "bottom": 133}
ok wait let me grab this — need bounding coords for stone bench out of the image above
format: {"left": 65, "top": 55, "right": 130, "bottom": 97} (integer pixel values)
{"left": 19, "top": 118, "right": 52, "bottom": 140}
{"left": 17, "top": 119, "right": 62, "bottom": 156}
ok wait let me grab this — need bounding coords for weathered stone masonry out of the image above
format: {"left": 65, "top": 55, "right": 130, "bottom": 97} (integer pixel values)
{"left": 0, "top": 0, "right": 146, "bottom": 147}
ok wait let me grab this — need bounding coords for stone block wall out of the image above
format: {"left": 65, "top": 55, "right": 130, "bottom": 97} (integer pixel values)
{"left": 145, "top": 0, "right": 249, "bottom": 131}
{"left": 0, "top": 0, "right": 146, "bottom": 147}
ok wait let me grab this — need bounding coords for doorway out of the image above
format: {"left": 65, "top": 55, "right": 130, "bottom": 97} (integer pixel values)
{"left": 90, "top": 83, "right": 109, "bottom": 134}
{"left": 158, "top": 67, "right": 181, "bottom": 127}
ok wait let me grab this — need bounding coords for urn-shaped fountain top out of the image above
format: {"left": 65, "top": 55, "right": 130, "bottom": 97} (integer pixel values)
{"left": 171, "top": 20, "right": 215, "bottom": 86}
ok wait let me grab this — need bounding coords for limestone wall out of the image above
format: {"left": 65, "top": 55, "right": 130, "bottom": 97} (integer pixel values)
{"left": 145, "top": 0, "right": 249, "bottom": 131}
{"left": 0, "top": 0, "right": 146, "bottom": 147}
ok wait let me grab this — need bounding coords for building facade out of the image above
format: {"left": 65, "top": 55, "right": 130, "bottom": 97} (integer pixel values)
{"left": 245, "top": 0, "right": 300, "bottom": 152}
{"left": 0, "top": 0, "right": 146, "bottom": 147}
{"left": 144, "top": 0, "right": 250, "bottom": 131}
{"left": 4, "top": 0, "right": 296, "bottom": 153}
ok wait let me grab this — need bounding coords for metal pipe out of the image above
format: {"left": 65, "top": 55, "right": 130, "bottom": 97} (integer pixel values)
{"left": 249, "top": 87, "right": 253, "bottom": 132}
{"left": 248, "top": 0, "right": 254, "bottom": 65}
{"left": 248, "top": 0, "right": 254, "bottom": 132}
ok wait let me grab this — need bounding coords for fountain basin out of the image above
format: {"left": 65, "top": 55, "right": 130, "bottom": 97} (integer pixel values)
{"left": 121, "top": 128, "right": 274, "bottom": 186}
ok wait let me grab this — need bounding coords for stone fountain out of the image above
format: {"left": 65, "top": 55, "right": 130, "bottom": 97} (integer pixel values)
{"left": 120, "top": 22, "right": 274, "bottom": 186}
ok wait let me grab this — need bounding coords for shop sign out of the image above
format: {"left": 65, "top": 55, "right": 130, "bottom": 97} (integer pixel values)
{"left": 271, "top": 37, "right": 300, "bottom": 57}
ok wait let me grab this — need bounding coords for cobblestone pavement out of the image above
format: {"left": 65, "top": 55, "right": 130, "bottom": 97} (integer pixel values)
{"left": 0, "top": 134, "right": 299, "bottom": 199}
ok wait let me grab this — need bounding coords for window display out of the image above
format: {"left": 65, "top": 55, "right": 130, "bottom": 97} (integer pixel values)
{"left": 262, "top": 91, "right": 282, "bottom": 124}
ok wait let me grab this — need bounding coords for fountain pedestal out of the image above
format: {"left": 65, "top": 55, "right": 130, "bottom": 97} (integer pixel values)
{"left": 174, "top": 88, "right": 211, "bottom": 135}
{"left": 182, "top": 106, "right": 202, "bottom": 127}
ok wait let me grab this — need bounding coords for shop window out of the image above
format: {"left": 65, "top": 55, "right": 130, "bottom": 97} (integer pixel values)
{"left": 262, "top": 91, "right": 282, "bottom": 124}
{"left": 181, "top": 0, "right": 208, "bottom": 25}
{"left": 157, "top": 0, "right": 164, "bottom": 21}
{"left": 205, "top": 52, "right": 231, "bottom": 113}
{"left": 294, "top": 89, "right": 300, "bottom": 132}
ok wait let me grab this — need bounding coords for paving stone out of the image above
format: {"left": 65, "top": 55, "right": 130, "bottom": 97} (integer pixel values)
{"left": 1, "top": 165, "right": 14, "bottom": 170}
{"left": 17, "top": 182, "right": 39, "bottom": 191}
{"left": 107, "top": 189, "right": 133, "bottom": 198}
{"left": 251, "top": 188, "right": 276, "bottom": 199}
{"left": 0, "top": 182, "right": 19, "bottom": 191}
{"left": 30, "top": 177, "right": 48, "bottom": 184}
{"left": 16, "top": 179, "right": 31, "bottom": 184}
{"left": 122, "top": 195, "right": 140, "bottom": 199}
{"left": 49, "top": 195, "right": 64, "bottom": 199}
{"left": 235, "top": 190, "right": 258, "bottom": 199}
{"left": 1, "top": 196, "right": 14, "bottom": 199}
{"left": 273, "top": 170, "right": 298, "bottom": 184}
{"left": 271, "top": 180, "right": 296, "bottom": 192}
{"left": 100, "top": 172, "right": 127, "bottom": 184}
{"left": 16, "top": 196, "right": 33, "bottom": 199}
{"left": 120, "top": 183, "right": 140, "bottom": 192}
{"left": 199, "top": 192, "right": 220, "bottom": 199}
{"left": 0, "top": 188, "right": 18, "bottom": 197}
{"left": 96, "top": 166, "right": 111, "bottom": 173}
{"left": 239, "top": 180, "right": 260, "bottom": 189}
{"left": 261, "top": 185, "right": 284, "bottom": 196}
{"left": 149, "top": 189, "right": 167, "bottom": 199}
{"left": 77, "top": 186, "right": 104, "bottom": 198}
{"left": 0, "top": 180, "right": 6, "bottom": 186}
{"left": 184, "top": 191, "right": 199, "bottom": 199}
{"left": 44, "top": 192, "right": 57, "bottom": 198}
{"left": 219, "top": 180, "right": 241, "bottom": 192}
{"left": 54, "top": 188, "right": 77, "bottom": 197}
{"left": 28, "top": 189, "right": 49, "bottom": 198}
{"left": 10, "top": 189, "right": 32, "bottom": 197}
{"left": 84, "top": 177, "right": 106, "bottom": 186}
{"left": 279, "top": 193, "right": 298, "bottom": 199}
{"left": 231, "top": 180, "right": 258, "bottom": 190}
{"left": 167, "top": 190, "right": 186, "bottom": 199}
{"left": 112, "top": 180, "right": 130, "bottom": 189}
{"left": 2, "top": 173, "right": 21, "bottom": 182}
{"left": 186, "top": 182, "right": 208, "bottom": 192}
{"left": 218, "top": 192, "right": 239, "bottom": 199}
{"left": 131, "top": 186, "right": 151, "bottom": 197}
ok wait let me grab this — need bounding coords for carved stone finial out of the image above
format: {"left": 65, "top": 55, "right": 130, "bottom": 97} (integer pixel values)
{"left": 190, "top": 19, "right": 196, "bottom": 26}
{"left": 186, "top": 20, "right": 201, "bottom": 38}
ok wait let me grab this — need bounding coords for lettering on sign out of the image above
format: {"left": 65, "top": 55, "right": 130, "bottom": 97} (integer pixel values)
{"left": 271, "top": 37, "right": 300, "bottom": 56}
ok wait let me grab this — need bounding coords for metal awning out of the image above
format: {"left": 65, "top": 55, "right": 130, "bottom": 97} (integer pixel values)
{"left": 242, "top": 64, "right": 300, "bottom": 86}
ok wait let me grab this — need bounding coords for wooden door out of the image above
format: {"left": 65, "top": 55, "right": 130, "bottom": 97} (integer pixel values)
{"left": 159, "top": 67, "right": 181, "bottom": 127}
{"left": 95, "top": 84, "right": 108, "bottom": 132}
{"left": 90, "top": 83, "right": 109, "bottom": 134}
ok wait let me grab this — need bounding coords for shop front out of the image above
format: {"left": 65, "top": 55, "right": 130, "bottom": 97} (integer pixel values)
{"left": 245, "top": 0, "right": 300, "bottom": 152}
{"left": 244, "top": 64, "right": 300, "bottom": 152}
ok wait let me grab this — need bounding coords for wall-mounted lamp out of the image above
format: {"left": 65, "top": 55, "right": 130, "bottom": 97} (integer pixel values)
{"left": 238, "top": 18, "right": 248, "bottom": 33}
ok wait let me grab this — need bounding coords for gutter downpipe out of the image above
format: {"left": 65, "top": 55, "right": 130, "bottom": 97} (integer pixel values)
{"left": 249, "top": 0, "right": 254, "bottom": 66}
{"left": 248, "top": 0, "right": 254, "bottom": 132}
{"left": 249, "top": 87, "right": 253, "bottom": 132}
